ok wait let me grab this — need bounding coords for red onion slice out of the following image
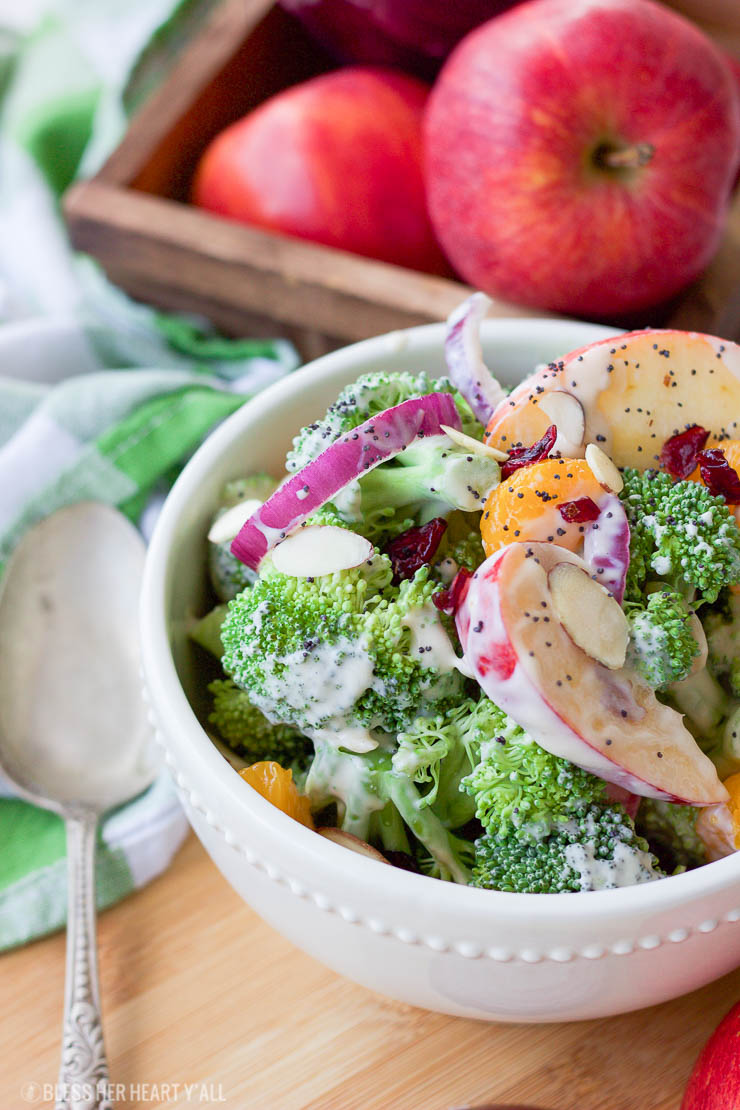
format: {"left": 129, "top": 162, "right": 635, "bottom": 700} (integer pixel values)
{"left": 231, "top": 392, "right": 462, "bottom": 570}
{"left": 444, "top": 293, "right": 507, "bottom": 426}
{"left": 582, "top": 493, "right": 631, "bottom": 604}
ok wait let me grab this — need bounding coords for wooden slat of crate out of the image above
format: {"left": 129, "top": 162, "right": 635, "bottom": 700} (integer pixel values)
{"left": 62, "top": 0, "right": 547, "bottom": 349}
{"left": 65, "top": 178, "right": 540, "bottom": 344}
{"left": 64, "top": 0, "right": 740, "bottom": 351}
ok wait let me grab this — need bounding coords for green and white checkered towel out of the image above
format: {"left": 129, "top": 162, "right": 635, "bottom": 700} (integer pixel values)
{"left": 0, "top": 0, "right": 298, "bottom": 949}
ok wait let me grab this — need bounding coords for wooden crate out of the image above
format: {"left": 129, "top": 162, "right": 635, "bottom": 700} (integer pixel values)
{"left": 64, "top": 0, "right": 740, "bottom": 358}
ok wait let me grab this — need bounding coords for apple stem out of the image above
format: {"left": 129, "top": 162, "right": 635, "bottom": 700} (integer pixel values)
{"left": 596, "top": 142, "right": 655, "bottom": 170}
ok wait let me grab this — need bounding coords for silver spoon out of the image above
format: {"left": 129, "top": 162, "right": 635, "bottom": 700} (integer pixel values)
{"left": 0, "top": 503, "right": 159, "bottom": 1110}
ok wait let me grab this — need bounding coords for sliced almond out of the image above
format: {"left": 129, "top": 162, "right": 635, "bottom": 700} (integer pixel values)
{"left": 538, "top": 391, "right": 585, "bottom": 455}
{"left": 549, "top": 562, "right": 629, "bottom": 670}
{"left": 208, "top": 498, "right": 263, "bottom": 544}
{"left": 585, "top": 443, "right": 623, "bottom": 493}
{"left": 317, "top": 827, "right": 390, "bottom": 864}
{"left": 440, "top": 424, "right": 508, "bottom": 462}
{"left": 271, "top": 525, "right": 373, "bottom": 577}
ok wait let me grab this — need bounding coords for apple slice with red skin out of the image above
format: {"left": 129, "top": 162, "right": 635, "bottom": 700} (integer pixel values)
{"left": 456, "top": 541, "right": 727, "bottom": 804}
{"left": 486, "top": 329, "right": 740, "bottom": 469}
{"left": 682, "top": 1001, "right": 740, "bottom": 1110}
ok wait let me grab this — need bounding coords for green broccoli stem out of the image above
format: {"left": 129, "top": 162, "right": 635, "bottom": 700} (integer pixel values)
{"left": 387, "top": 774, "right": 472, "bottom": 884}
{"left": 369, "top": 802, "right": 411, "bottom": 854}
{"left": 353, "top": 440, "right": 499, "bottom": 520}
{"left": 670, "top": 666, "right": 730, "bottom": 736}
{"left": 669, "top": 668, "right": 740, "bottom": 779}
{"left": 719, "top": 707, "right": 740, "bottom": 780}
{"left": 357, "top": 462, "right": 447, "bottom": 515}
{"left": 306, "top": 744, "right": 472, "bottom": 881}
{"left": 305, "top": 746, "right": 384, "bottom": 842}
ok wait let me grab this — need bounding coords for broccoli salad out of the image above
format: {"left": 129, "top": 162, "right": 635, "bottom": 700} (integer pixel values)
{"left": 191, "top": 294, "right": 740, "bottom": 894}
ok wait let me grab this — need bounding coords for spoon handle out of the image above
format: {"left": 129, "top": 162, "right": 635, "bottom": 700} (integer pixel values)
{"left": 55, "top": 814, "right": 113, "bottom": 1110}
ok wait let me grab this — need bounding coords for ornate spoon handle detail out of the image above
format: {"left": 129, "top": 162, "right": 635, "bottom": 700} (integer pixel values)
{"left": 55, "top": 814, "right": 113, "bottom": 1110}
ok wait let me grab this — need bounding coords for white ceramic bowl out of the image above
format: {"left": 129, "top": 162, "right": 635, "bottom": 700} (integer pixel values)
{"left": 141, "top": 318, "right": 740, "bottom": 1022}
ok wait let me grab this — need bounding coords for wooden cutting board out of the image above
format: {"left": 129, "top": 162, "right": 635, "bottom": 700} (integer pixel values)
{"left": 2, "top": 832, "right": 739, "bottom": 1110}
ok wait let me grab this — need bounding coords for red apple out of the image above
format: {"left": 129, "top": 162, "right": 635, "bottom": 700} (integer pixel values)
{"left": 682, "top": 1001, "right": 740, "bottom": 1109}
{"left": 192, "top": 67, "right": 447, "bottom": 274}
{"left": 278, "top": 0, "right": 521, "bottom": 79}
{"left": 424, "top": 0, "right": 740, "bottom": 318}
{"left": 484, "top": 328, "right": 740, "bottom": 469}
{"left": 456, "top": 542, "right": 726, "bottom": 804}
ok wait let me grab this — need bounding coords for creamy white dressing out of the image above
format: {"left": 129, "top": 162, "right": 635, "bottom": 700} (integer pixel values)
{"left": 332, "top": 478, "right": 363, "bottom": 519}
{"left": 437, "top": 557, "right": 458, "bottom": 584}
{"left": 258, "top": 636, "right": 379, "bottom": 753}
{"left": 651, "top": 554, "right": 672, "bottom": 576}
{"left": 564, "top": 839, "right": 658, "bottom": 891}
{"left": 626, "top": 615, "right": 675, "bottom": 679}
{"left": 392, "top": 744, "right": 424, "bottom": 776}
{"left": 402, "top": 603, "right": 459, "bottom": 674}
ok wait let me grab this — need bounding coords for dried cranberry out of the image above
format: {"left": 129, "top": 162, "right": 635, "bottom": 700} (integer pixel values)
{"left": 433, "top": 567, "right": 472, "bottom": 614}
{"left": 558, "top": 496, "right": 600, "bottom": 523}
{"left": 501, "top": 425, "right": 557, "bottom": 479}
{"left": 659, "top": 425, "right": 709, "bottom": 479}
{"left": 698, "top": 448, "right": 740, "bottom": 504}
{"left": 384, "top": 517, "right": 447, "bottom": 583}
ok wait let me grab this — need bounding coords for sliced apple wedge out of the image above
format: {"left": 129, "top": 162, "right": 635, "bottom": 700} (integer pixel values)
{"left": 485, "top": 329, "right": 740, "bottom": 469}
{"left": 456, "top": 542, "right": 727, "bottom": 805}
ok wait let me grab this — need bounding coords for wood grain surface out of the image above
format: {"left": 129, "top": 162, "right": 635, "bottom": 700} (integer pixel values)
{"left": 2, "top": 832, "right": 740, "bottom": 1110}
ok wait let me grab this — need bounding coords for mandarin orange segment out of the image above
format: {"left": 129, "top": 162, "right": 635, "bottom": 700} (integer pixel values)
{"left": 696, "top": 772, "right": 740, "bottom": 860}
{"left": 239, "top": 760, "right": 314, "bottom": 828}
{"left": 480, "top": 457, "right": 606, "bottom": 557}
{"left": 725, "top": 772, "right": 740, "bottom": 845}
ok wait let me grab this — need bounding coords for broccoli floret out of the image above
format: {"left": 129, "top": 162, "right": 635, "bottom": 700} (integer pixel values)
{"left": 286, "top": 369, "right": 480, "bottom": 473}
{"left": 448, "top": 703, "right": 664, "bottom": 893}
{"left": 220, "top": 558, "right": 465, "bottom": 745}
{"left": 458, "top": 703, "right": 609, "bottom": 841}
{"left": 635, "top": 799, "right": 707, "bottom": 872}
{"left": 625, "top": 589, "right": 700, "bottom": 689}
{"left": 306, "top": 743, "right": 474, "bottom": 882}
{"left": 472, "top": 806, "right": 663, "bottom": 893}
{"left": 319, "top": 495, "right": 415, "bottom": 546}
{"left": 620, "top": 468, "right": 740, "bottom": 605}
{"left": 347, "top": 436, "right": 500, "bottom": 525}
{"left": 208, "top": 473, "right": 279, "bottom": 601}
{"left": 395, "top": 697, "right": 612, "bottom": 842}
{"left": 434, "top": 510, "right": 486, "bottom": 576}
{"left": 302, "top": 504, "right": 353, "bottom": 530}
{"left": 208, "top": 678, "right": 312, "bottom": 768}
{"left": 394, "top": 698, "right": 486, "bottom": 829}
{"left": 705, "top": 591, "right": 740, "bottom": 697}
